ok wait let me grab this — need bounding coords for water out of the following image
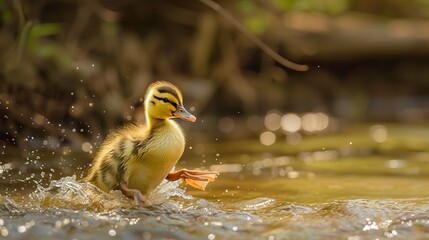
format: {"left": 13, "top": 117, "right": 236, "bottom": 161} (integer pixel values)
{"left": 1, "top": 124, "right": 429, "bottom": 239}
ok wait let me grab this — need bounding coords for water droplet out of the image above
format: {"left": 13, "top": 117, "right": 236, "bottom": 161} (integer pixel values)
{"left": 17, "top": 225, "right": 26, "bottom": 233}
{"left": 208, "top": 233, "right": 216, "bottom": 240}
{"left": 108, "top": 229, "right": 116, "bottom": 236}
{"left": 81, "top": 142, "right": 92, "bottom": 152}
{"left": 1, "top": 228, "right": 8, "bottom": 236}
{"left": 142, "top": 231, "right": 151, "bottom": 239}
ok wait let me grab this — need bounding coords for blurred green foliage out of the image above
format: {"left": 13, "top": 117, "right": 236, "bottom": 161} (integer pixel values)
{"left": 1, "top": 7, "right": 13, "bottom": 23}
{"left": 27, "top": 22, "right": 71, "bottom": 65}
{"left": 274, "top": 0, "right": 349, "bottom": 15}
{"left": 236, "top": 0, "right": 269, "bottom": 35}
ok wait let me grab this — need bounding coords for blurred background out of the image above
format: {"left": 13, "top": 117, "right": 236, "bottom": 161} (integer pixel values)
{"left": 1, "top": 0, "right": 429, "bottom": 169}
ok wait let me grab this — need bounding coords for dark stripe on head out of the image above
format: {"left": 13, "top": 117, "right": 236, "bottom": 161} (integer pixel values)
{"left": 157, "top": 86, "right": 181, "bottom": 104}
{"left": 153, "top": 95, "right": 178, "bottom": 108}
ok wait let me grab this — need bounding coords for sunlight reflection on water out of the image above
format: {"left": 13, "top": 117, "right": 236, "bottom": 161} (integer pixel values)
{"left": 0, "top": 165, "right": 429, "bottom": 239}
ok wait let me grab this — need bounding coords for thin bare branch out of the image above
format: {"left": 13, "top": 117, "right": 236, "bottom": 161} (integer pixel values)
{"left": 197, "top": 0, "right": 308, "bottom": 72}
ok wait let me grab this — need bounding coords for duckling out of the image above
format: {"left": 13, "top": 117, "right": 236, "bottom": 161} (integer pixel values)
{"left": 84, "top": 81, "right": 218, "bottom": 204}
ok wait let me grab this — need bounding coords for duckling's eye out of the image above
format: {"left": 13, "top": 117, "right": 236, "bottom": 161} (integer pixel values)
{"left": 154, "top": 95, "right": 177, "bottom": 107}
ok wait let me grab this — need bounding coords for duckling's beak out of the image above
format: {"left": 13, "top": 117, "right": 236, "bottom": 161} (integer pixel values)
{"left": 173, "top": 106, "right": 196, "bottom": 122}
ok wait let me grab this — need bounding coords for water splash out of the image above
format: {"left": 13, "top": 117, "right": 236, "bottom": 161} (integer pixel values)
{"left": 31, "top": 175, "right": 193, "bottom": 211}
{"left": 31, "top": 175, "right": 113, "bottom": 210}
{"left": 149, "top": 179, "right": 193, "bottom": 205}
{"left": 236, "top": 197, "right": 276, "bottom": 211}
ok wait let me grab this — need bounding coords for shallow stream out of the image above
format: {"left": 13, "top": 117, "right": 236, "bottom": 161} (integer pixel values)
{"left": 1, "top": 124, "right": 429, "bottom": 239}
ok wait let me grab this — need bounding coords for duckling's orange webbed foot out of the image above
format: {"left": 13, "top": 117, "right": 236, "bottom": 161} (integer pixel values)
{"left": 119, "top": 181, "right": 146, "bottom": 205}
{"left": 166, "top": 169, "right": 219, "bottom": 190}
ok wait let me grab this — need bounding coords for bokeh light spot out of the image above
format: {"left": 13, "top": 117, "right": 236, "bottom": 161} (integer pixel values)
{"left": 370, "top": 125, "right": 388, "bottom": 143}
{"left": 260, "top": 131, "right": 276, "bottom": 146}
{"left": 302, "top": 112, "right": 329, "bottom": 132}
{"left": 264, "top": 111, "right": 281, "bottom": 131}
{"left": 281, "top": 113, "right": 301, "bottom": 133}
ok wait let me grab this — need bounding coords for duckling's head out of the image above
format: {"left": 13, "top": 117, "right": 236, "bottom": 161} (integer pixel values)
{"left": 144, "top": 81, "right": 196, "bottom": 123}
